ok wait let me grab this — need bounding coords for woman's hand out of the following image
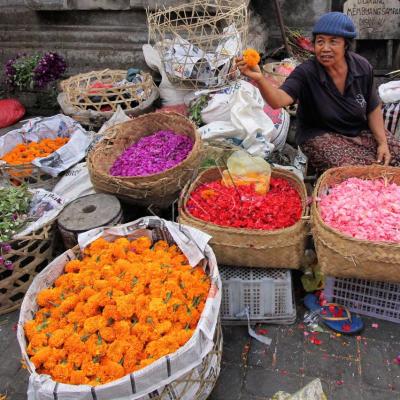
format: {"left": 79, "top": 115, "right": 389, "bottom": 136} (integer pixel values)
{"left": 235, "top": 57, "right": 264, "bottom": 83}
{"left": 376, "top": 142, "right": 391, "bottom": 165}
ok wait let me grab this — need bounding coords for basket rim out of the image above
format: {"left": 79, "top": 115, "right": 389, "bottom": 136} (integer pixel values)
{"left": 89, "top": 111, "right": 202, "bottom": 181}
{"left": 1, "top": 161, "right": 38, "bottom": 168}
{"left": 61, "top": 69, "right": 153, "bottom": 92}
{"left": 312, "top": 165, "right": 400, "bottom": 248}
{"left": 180, "top": 166, "right": 308, "bottom": 236}
{"left": 147, "top": 1, "right": 247, "bottom": 21}
{"left": 58, "top": 86, "right": 159, "bottom": 123}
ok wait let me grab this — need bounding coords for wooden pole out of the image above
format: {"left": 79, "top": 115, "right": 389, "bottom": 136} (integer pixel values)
{"left": 273, "top": 0, "right": 293, "bottom": 57}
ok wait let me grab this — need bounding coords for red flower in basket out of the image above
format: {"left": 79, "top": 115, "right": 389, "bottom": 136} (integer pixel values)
{"left": 296, "top": 37, "right": 314, "bottom": 52}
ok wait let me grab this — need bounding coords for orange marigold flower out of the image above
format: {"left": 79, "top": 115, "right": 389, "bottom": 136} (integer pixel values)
{"left": 130, "top": 236, "right": 152, "bottom": 254}
{"left": 69, "top": 369, "right": 88, "bottom": 385}
{"left": 52, "top": 363, "right": 72, "bottom": 382}
{"left": 99, "top": 327, "right": 115, "bottom": 343}
{"left": 139, "top": 358, "right": 154, "bottom": 369}
{"left": 103, "top": 304, "right": 123, "bottom": 322}
{"left": 83, "top": 316, "right": 107, "bottom": 334}
{"left": 82, "top": 300, "right": 100, "bottom": 317}
{"left": 59, "top": 294, "right": 79, "bottom": 314}
{"left": 1, "top": 137, "right": 68, "bottom": 166}
{"left": 81, "top": 354, "right": 100, "bottom": 376}
{"left": 24, "top": 320, "right": 38, "bottom": 341}
{"left": 36, "top": 287, "right": 62, "bottom": 307}
{"left": 106, "top": 339, "right": 130, "bottom": 362}
{"left": 30, "top": 347, "right": 53, "bottom": 369}
{"left": 64, "top": 259, "right": 82, "bottom": 273}
{"left": 68, "top": 351, "right": 85, "bottom": 369}
{"left": 48, "top": 329, "right": 70, "bottom": 348}
{"left": 115, "top": 295, "right": 136, "bottom": 319}
{"left": 29, "top": 332, "right": 48, "bottom": 348}
{"left": 78, "top": 287, "right": 97, "bottom": 301}
{"left": 113, "top": 320, "right": 131, "bottom": 338}
{"left": 85, "top": 237, "right": 109, "bottom": 255}
{"left": 100, "top": 358, "right": 125, "bottom": 380}
{"left": 63, "top": 334, "right": 86, "bottom": 353}
{"left": 243, "top": 48, "right": 261, "bottom": 67}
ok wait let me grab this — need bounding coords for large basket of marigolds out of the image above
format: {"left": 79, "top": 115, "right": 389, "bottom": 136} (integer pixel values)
{"left": 312, "top": 165, "right": 400, "bottom": 283}
{"left": 18, "top": 217, "right": 222, "bottom": 400}
{"left": 0, "top": 185, "right": 63, "bottom": 315}
{"left": 58, "top": 69, "right": 159, "bottom": 129}
{"left": 179, "top": 166, "right": 309, "bottom": 269}
{"left": 88, "top": 112, "right": 203, "bottom": 208}
{"left": 0, "top": 115, "right": 91, "bottom": 190}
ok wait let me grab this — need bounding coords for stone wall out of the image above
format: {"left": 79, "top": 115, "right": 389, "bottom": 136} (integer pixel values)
{"left": 0, "top": 0, "right": 149, "bottom": 78}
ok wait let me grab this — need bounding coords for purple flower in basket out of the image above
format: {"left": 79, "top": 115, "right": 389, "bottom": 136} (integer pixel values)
{"left": 33, "top": 52, "right": 67, "bottom": 89}
{"left": 1, "top": 243, "right": 12, "bottom": 253}
{"left": 3, "top": 51, "right": 67, "bottom": 90}
{"left": 110, "top": 130, "right": 194, "bottom": 177}
{"left": 4, "top": 53, "right": 26, "bottom": 87}
{"left": 4, "top": 260, "right": 13, "bottom": 270}
{"left": 0, "top": 256, "right": 4, "bottom": 265}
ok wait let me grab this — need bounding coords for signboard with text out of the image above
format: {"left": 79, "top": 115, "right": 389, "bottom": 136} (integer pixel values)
{"left": 344, "top": 0, "right": 400, "bottom": 39}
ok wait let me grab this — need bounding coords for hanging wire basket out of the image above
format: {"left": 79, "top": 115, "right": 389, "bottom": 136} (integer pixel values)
{"left": 147, "top": 0, "right": 248, "bottom": 89}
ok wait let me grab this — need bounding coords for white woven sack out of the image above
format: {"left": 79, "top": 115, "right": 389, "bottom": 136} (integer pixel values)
{"left": 17, "top": 217, "right": 222, "bottom": 400}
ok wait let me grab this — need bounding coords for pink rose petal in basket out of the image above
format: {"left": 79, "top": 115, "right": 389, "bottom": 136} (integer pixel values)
{"left": 319, "top": 178, "right": 400, "bottom": 243}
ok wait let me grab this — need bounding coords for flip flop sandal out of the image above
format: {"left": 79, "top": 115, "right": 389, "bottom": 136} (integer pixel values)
{"left": 304, "top": 293, "right": 364, "bottom": 334}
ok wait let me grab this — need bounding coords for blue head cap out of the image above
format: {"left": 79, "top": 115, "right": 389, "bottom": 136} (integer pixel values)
{"left": 312, "top": 12, "right": 357, "bottom": 39}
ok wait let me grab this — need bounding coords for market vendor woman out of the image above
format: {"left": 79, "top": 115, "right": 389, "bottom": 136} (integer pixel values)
{"left": 237, "top": 12, "right": 400, "bottom": 171}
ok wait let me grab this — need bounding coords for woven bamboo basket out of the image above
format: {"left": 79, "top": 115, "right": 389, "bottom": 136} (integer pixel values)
{"left": 312, "top": 165, "right": 400, "bottom": 283}
{"left": 147, "top": 0, "right": 248, "bottom": 89}
{"left": 263, "top": 62, "right": 289, "bottom": 86}
{"left": 59, "top": 69, "right": 159, "bottom": 128}
{"left": 0, "top": 223, "right": 55, "bottom": 315}
{"left": 0, "top": 162, "right": 59, "bottom": 191}
{"left": 179, "top": 167, "right": 309, "bottom": 268}
{"left": 88, "top": 112, "right": 203, "bottom": 208}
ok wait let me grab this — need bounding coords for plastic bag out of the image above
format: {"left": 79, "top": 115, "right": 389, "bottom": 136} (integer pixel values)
{"left": 199, "top": 81, "right": 277, "bottom": 158}
{"left": 53, "top": 162, "right": 95, "bottom": 204}
{"left": 271, "top": 378, "right": 327, "bottom": 400}
{"left": 378, "top": 80, "right": 400, "bottom": 103}
{"left": 0, "top": 99, "right": 25, "bottom": 128}
{"left": 222, "top": 150, "right": 272, "bottom": 195}
{"left": 14, "top": 189, "right": 65, "bottom": 238}
{"left": 142, "top": 44, "right": 192, "bottom": 105}
{"left": 301, "top": 267, "right": 325, "bottom": 292}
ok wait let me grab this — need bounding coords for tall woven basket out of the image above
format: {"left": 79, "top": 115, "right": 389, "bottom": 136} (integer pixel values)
{"left": 312, "top": 165, "right": 400, "bottom": 283}
{"left": 59, "top": 69, "right": 159, "bottom": 129}
{"left": 147, "top": 0, "right": 248, "bottom": 89}
{"left": 0, "top": 223, "right": 55, "bottom": 315}
{"left": 179, "top": 167, "right": 309, "bottom": 268}
{"left": 88, "top": 112, "right": 203, "bottom": 208}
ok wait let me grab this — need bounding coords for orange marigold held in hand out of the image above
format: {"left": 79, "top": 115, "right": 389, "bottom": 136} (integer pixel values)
{"left": 243, "top": 48, "right": 261, "bottom": 67}
{"left": 24, "top": 236, "right": 211, "bottom": 386}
